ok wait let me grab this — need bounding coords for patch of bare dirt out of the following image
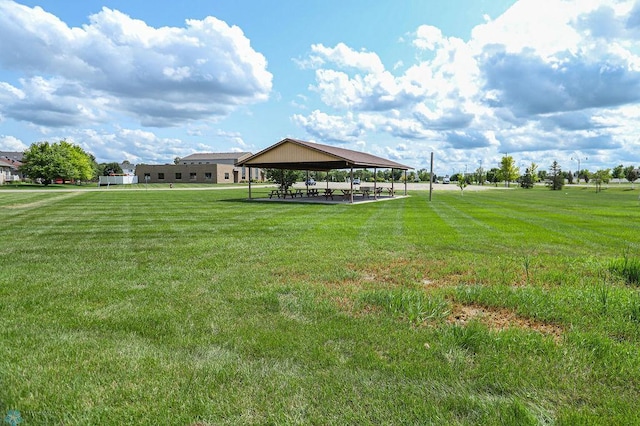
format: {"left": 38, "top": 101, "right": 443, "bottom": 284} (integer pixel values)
{"left": 448, "top": 303, "right": 563, "bottom": 343}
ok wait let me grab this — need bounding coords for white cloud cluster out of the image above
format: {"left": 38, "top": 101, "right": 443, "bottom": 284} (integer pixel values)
{"left": 294, "top": 0, "right": 640, "bottom": 170}
{"left": 0, "top": 1, "right": 272, "bottom": 129}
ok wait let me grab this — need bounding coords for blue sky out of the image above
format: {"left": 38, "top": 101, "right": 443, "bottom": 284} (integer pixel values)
{"left": 0, "top": 0, "right": 639, "bottom": 175}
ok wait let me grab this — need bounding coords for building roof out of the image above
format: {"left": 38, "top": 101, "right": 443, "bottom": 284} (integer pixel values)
{"left": 0, "top": 151, "right": 23, "bottom": 162}
{"left": 0, "top": 157, "right": 20, "bottom": 170}
{"left": 235, "top": 138, "right": 411, "bottom": 171}
{"left": 181, "top": 152, "right": 252, "bottom": 162}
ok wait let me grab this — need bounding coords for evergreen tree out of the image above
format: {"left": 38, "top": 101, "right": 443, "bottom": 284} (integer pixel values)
{"left": 547, "top": 161, "right": 564, "bottom": 191}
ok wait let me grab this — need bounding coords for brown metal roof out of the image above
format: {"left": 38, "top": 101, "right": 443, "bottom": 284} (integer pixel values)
{"left": 181, "top": 152, "right": 252, "bottom": 162}
{"left": 235, "top": 138, "right": 411, "bottom": 171}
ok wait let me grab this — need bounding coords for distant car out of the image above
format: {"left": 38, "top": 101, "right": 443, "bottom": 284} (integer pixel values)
{"left": 305, "top": 178, "right": 316, "bottom": 185}
{"left": 353, "top": 178, "right": 361, "bottom": 185}
{"left": 443, "top": 176, "right": 450, "bottom": 184}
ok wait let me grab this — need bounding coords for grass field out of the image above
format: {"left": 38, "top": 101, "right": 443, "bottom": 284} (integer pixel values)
{"left": 1, "top": 185, "right": 640, "bottom": 425}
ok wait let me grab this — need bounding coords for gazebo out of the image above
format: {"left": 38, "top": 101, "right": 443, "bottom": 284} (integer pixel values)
{"left": 235, "top": 138, "right": 412, "bottom": 203}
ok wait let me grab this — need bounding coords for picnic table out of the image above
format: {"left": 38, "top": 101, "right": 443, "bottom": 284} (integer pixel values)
{"left": 323, "top": 188, "right": 335, "bottom": 200}
{"left": 268, "top": 188, "right": 302, "bottom": 199}
{"left": 359, "top": 186, "right": 372, "bottom": 198}
{"left": 307, "top": 188, "right": 319, "bottom": 197}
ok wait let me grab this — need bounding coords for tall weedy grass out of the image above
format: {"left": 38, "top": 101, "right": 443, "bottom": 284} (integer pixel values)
{"left": 359, "top": 289, "right": 450, "bottom": 324}
{"left": 609, "top": 247, "right": 640, "bottom": 285}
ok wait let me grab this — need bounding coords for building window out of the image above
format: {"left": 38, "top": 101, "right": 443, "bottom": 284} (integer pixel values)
{"left": 190, "top": 172, "right": 197, "bottom": 180}
{"left": 144, "top": 173, "right": 150, "bottom": 178}
{"left": 224, "top": 172, "right": 229, "bottom": 180}
{"left": 158, "top": 173, "right": 165, "bottom": 180}
{"left": 175, "top": 173, "right": 182, "bottom": 180}
{"left": 205, "top": 173, "right": 212, "bottom": 180}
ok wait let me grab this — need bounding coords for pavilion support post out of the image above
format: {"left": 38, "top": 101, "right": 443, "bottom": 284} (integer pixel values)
{"left": 404, "top": 170, "right": 408, "bottom": 195}
{"left": 373, "top": 167, "right": 378, "bottom": 199}
{"left": 391, "top": 169, "right": 395, "bottom": 197}
{"left": 248, "top": 167, "right": 252, "bottom": 199}
{"left": 350, "top": 167, "right": 354, "bottom": 204}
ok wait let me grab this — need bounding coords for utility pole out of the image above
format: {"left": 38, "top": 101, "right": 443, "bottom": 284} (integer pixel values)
{"left": 429, "top": 152, "right": 434, "bottom": 201}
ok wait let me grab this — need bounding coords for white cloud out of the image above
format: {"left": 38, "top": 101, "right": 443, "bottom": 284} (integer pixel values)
{"left": 292, "top": 0, "right": 640, "bottom": 170}
{"left": 309, "top": 43, "right": 385, "bottom": 74}
{"left": 292, "top": 110, "right": 365, "bottom": 143}
{"left": 413, "top": 25, "right": 444, "bottom": 51}
{"left": 0, "top": 2, "right": 272, "bottom": 128}
{"left": 0, "top": 135, "right": 28, "bottom": 151}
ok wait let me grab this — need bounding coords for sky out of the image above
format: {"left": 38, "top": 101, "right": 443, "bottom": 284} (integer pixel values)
{"left": 0, "top": 0, "right": 639, "bottom": 175}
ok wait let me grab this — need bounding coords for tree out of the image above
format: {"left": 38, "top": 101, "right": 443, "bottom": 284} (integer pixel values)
{"left": 19, "top": 140, "right": 95, "bottom": 185}
{"left": 547, "top": 161, "right": 564, "bottom": 190}
{"left": 498, "top": 155, "right": 519, "bottom": 187}
{"left": 528, "top": 162, "right": 539, "bottom": 183}
{"left": 520, "top": 166, "right": 535, "bottom": 189}
{"left": 591, "top": 169, "right": 611, "bottom": 193}
{"left": 624, "top": 165, "right": 638, "bottom": 189}
{"left": 98, "top": 162, "right": 123, "bottom": 176}
{"left": 64, "top": 142, "right": 96, "bottom": 182}
{"left": 578, "top": 169, "right": 590, "bottom": 184}
{"left": 612, "top": 164, "right": 625, "bottom": 183}
{"left": 265, "top": 168, "right": 302, "bottom": 189}
{"left": 475, "top": 166, "right": 485, "bottom": 185}
{"left": 457, "top": 175, "right": 467, "bottom": 194}
{"left": 566, "top": 170, "right": 574, "bottom": 184}
{"left": 486, "top": 168, "right": 500, "bottom": 186}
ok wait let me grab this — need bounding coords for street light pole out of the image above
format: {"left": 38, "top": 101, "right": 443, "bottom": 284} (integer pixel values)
{"left": 571, "top": 157, "right": 587, "bottom": 184}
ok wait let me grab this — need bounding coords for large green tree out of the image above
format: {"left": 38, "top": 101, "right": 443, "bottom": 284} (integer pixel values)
{"left": 20, "top": 141, "right": 96, "bottom": 185}
{"left": 498, "top": 155, "right": 519, "bottom": 187}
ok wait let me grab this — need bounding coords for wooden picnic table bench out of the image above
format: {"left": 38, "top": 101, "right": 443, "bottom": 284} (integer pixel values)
{"left": 323, "top": 188, "right": 335, "bottom": 200}
{"left": 269, "top": 189, "right": 281, "bottom": 198}
{"left": 269, "top": 188, "right": 300, "bottom": 198}
{"left": 340, "top": 189, "right": 352, "bottom": 200}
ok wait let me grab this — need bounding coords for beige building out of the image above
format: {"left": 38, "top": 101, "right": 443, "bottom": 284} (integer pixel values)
{"left": 135, "top": 152, "right": 264, "bottom": 184}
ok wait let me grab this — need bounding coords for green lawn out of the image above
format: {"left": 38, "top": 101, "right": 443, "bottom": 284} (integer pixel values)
{"left": 1, "top": 185, "right": 639, "bottom": 424}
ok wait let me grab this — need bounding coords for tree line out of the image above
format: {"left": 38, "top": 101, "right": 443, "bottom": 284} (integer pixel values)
{"left": 445, "top": 155, "right": 638, "bottom": 192}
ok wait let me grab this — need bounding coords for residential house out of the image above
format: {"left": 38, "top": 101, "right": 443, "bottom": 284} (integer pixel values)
{"left": 0, "top": 157, "right": 22, "bottom": 184}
